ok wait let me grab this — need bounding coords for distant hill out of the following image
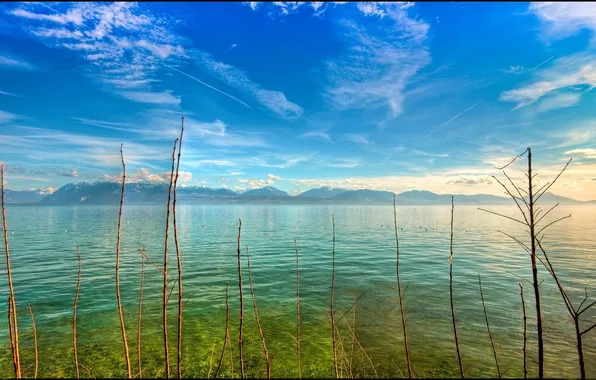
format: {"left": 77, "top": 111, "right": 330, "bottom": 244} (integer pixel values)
{"left": 241, "top": 186, "right": 289, "bottom": 198}
{"left": 297, "top": 186, "right": 347, "bottom": 198}
{"left": 6, "top": 181, "right": 593, "bottom": 205}
{"left": 4, "top": 189, "right": 50, "bottom": 204}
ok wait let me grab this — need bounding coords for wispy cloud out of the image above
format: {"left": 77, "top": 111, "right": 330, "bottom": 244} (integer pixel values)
{"left": 70, "top": 117, "right": 133, "bottom": 132}
{"left": 0, "top": 54, "right": 36, "bottom": 70}
{"left": 500, "top": 52, "right": 596, "bottom": 110}
{"left": 0, "top": 90, "right": 26, "bottom": 98}
{"left": 298, "top": 130, "right": 332, "bottom": 142}
{"left": 324, "top": 4, "right": 430, "bottom": 118}
{"left": 166, "top": 65, "right": 252, "bottom": 109}
{"left": 565, "top": 148, "right": 596, "bottom": 159}
{"left": 196, "top": 52, "right": 303, "bottom": 118}
{"left": 0, "top": 110, "right": 20, "bottom": 124}
{"left": 119, "top": 90, "right": 181, "bottom": 106}
{"left": 529, "top": 2, "right": 596, "bottom": 41}
{"left": 501, "top": 65, "right": 528, "bottom": 75}
{"left": 343, "top": 133, "right": 372, "bottom": 145}
{"left": 102, "top": 168, "right": 192, "bottom": 183}
{"left": 8, "top": 2, "right": 185, "bottom": 100}
{"left": 425, "top": 100, "right": 482, "bottom": 137}
{"left": 536, "top": 92, "right": 581, "bottom": 113}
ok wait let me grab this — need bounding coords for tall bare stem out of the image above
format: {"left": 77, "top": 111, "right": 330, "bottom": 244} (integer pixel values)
{"left": 1, "top": 165, "right": 20, "bottom": 378}
{"left": 295, "top": 238, "right": 302, "bottom": 378}
{"left": 478, "top": 274, "right": 501, "bottom": 378}
{"left": 215, "top": 282, "right": 230, "bottom": 378}
{"left": 449, "top": 196, "right": 464, "bottom": 379}
{"left": 28, "top": 304, "right": 38, "bottom": 379}
{"left": 173, "top": 117, "right": 185, "bottom": 378}
{"left": 73, "top": 245, "right": 82, "bottom": 379}
{"left": 137, "top": 255, "right": 145, "bottom": 379}
{"left": 116, "top": 144, "right": 132, "bottom": 378}
{"left": 330, "top": 214, "right": 339, "bottom": 378}
{"left": 237, "top": 219, "right": 246, "bottom": 378}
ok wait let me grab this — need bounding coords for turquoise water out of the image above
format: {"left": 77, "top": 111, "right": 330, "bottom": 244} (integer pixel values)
{"left": 1, "top": 204, "right": 595, "bottom": 378}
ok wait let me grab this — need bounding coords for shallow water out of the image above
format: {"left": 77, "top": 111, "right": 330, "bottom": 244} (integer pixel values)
{"left": 1, "top": 204, "right": 595, "bottom": 378}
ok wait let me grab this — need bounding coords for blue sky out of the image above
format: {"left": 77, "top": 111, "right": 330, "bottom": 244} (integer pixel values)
{"left": 1, "top": 2, "right": 595, "bottom": 199}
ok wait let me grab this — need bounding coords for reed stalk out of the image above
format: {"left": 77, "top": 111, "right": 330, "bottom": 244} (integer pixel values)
{"left": 173, "top": 117, "right": 185, "bottom": 378}
{"left": 330, "top": 214, "right": 338, "bottom": 378}
{"left": 294, "top": 238, "right": 302, "bottom": 378}
{"left": 237, "top": 219, "right": 246, "bottom": 378}
{"left": 116, "top": 144, "right": 132, "bottom": 378}
{"left": 7, "top": 295, "right": 17, "bottom": 377}
{"left": 449, "top": 196, "right": 464, "bottom": 379}
{"left": 519, "top": 284, "right": 527, "bottom": 379}
{"left": 163, "top": 138, "right": 178, "bottom": 379}
{"left": 137, "top": 255, "right": 145, "bottom": 379}
{"left": 215, "top": 282, "right": 230, "bottom": 378}
{"left": 1, "top": 165, "right": 21, "bottom": 378}
{"left": 393, "top": 194, "right": 413, "bottom": 378}
{"left": 478, "top": 274, "right": 501, "bottom": 378}
{"left": 246, "top": 246, "right": 271, "bottom": 378}
{"left": 73, "top": 244, "right": 82, "bottom": 379}
{"left": 27, "top": 303, "right": 38, "bottom": 379}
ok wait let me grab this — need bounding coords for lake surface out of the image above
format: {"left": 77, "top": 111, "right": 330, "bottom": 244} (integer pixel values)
{"left": 1, "top": 204, "right": 595, "bottom": 378}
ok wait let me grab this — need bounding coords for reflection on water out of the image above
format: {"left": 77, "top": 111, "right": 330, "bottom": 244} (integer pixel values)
{"left": 1, "top": 204, "right": 595, "bottom": 377}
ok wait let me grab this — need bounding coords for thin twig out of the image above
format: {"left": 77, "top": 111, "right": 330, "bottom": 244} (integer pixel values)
{"left": 208, "top": 340, "right": 216, "bottom": 378}
{"left": 173, "top": 116, "right": 185, "bottom": 379}
{"left": 495, "top": 149, "right": 527, "bottom": 170}
{"left": 519, "top": 284, "right": 527, "bottom": 379}
{"left": 74, "top": 245, "right": 82, "bottom": 379}
{"left": 246, "top": 247, "right": 271, "bottom": 378}
{"left": 237, "top": 219, "right": 246, "bottom": 378}
{"left": 393, "top": 194, "right": 413, "bottom": 378}
{"left": 349, "top": 291, "right": 356, "bottom": 379}
{"left": 341, "top": 317, "right": 378, "bottom": 378}
{"left": 116, "top": 145, "right": 132, "bottom": 378}
{"left": 2, "top": 165, "right": 20, "bottom": 378}
{"left": 478, "top": 208, "right": 526, "bottom": 225}
{"left": 138, "top": 255, "right": 145, "bottom": 379}
{"left": 534, "top": 158, "right": 572, "bottom": 202}
{"left": 137, "top": 248, "right": 165, "bottom": 275}
{"left": 215, "top": 282, "right": 230, "bottom": 379}
{"left": 163, "top": 138, "right": 178, "bottom": 379}
{"left": 28, "top": 304, "right": 38, "bottom": 379}
{"left": 7, "top": 296, "right": 16, "bottom": 377}
{"left": 478, "top": 274, "right": 501, "bottom": 378}
{"left": 330, "top": 214, "right": 339, "bottom": 378}
{"left": 294, "top": 238, "right": 302, "bottom": 379}
{"left": 450, "top": 197, "right": 464, "bottom": 379}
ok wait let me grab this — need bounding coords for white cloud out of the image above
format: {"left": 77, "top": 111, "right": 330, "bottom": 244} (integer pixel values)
{"left": 0, "top": 111, "right": 19, "bottom": 124}
{"left": 564, "top": 148, "right": 596, "bottom": 159}
{"left": 446, "top": 176, "right": 493, "bottom": 185}
{"left": 119, "top": 90, "right": 181, "bottom": 106}
{"left": 324, "top": 4, "right": 430, "bottom": 118}
{"left": 536, "top": 92, "right": 581, "bottom": 113}
{"left": 9, "top": 2, "right": 185, "bottom": 98}
{"left": 298, "top": 130, "right": 332, "bottom": 142}
{"left": 343, "top": 133, "right": 371, "bottom": 144}
{"left": 501, "top": 65, "right": 528, "bottom": 75}
{"left": 196, "top": 52, "right": 303, "bottom": 118}
{"left": 237, "top": 177, "right": 277, "bottom": 189}
{"left": 549, "top": 122, "right": 596, "bottom": 148}
{"left": 0, "top": 54, "right": 36, "bottom": 70}
{"left": 500, "top": 52, "right": 596, "bottom": 109}
{"left": 103, "top": 168, "right": 192, "bottom": 183}
{"left": 529, "top": 2, "right": 596, "bottom": 40}
{"left": 0, "top": 90, "right": 24, "bottom": 98}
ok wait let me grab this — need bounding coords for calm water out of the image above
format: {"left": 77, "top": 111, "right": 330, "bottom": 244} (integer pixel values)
{"left": 1, "top": 204, "right": 595, "bottom": 378}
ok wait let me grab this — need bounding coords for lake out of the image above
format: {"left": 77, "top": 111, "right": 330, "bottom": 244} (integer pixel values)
{"left": 1, "top": 204, "right": 595, "bottom": 378}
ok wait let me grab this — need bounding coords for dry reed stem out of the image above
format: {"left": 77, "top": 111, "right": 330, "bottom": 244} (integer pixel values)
{"left": 246, "top": 246, "right": 271, "bottom": 378}
{"left": 1, "top": 165, "right": 20, "bottom": 378}
{"left": 215, "top": 282, "right": 230, "bottom": 378}
{"left": 116, "top": 144, "right": 132, "bottom": 378}
{"left": 330, "top": 214, "right": 338, "bottom": 378}
{"left": 349, "top": 291, "right": 356, "bottom": 379}
{"left": 519, "top": 284, "right": 527, "bottom": 379}
{"left": 73, "top": 244, "right": 82, "bottom": 379}
{"left": 449, "top": 196, "right": 464, "bottom": 379}
{"left": 237, "top": 219, "right": 246, "bottom": 378}
{"left": 526, "top": 148, "right": 544, "bottom": 379}
{"left": 137, "top": 248, "right": 165, "bottom": 275}
{"left": 173, "top": 117, "right": 185, "bottom": 379}
{"left": 478, "top": 274, "right": 501, "bottom": 378}
{"left": 27, "top": 303, "right": 38, "bottom": 379}
{"left": 138, "top": 255, "right": 145, "bottom": 379}
{"left": 163, "top": 138, "right": 178, "bottom": 379}
{"left": 7, "top": 296, "right": 17, "bottom": 377}
{"left": 294, "top": 238, "right": 302, "bottom": 378}
{"left": 341, "top": 317, "right": 378, "bottom": 378}
{"left": 393, "top": 194, "right": 413, "bottom": 378}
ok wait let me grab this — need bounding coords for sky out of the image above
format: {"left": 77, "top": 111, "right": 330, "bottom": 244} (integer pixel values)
{"left": 0, "top": 2, "right": 595, "bottom": 200}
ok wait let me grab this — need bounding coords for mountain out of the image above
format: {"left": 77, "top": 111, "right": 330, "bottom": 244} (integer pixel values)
{"left": 241, "top": 186, "right": 289, "bottom": 198}
{"left": 332, "top": 189, "right": 395, "bottom": 203}
{"left": 4, "top": 189, "right": 50, "bottom": 204}
{"left": 297, "top": 186, "right": 347, "bottom": 198}
{"left": 6, "top": 181, "right": 593, "bottom": 205}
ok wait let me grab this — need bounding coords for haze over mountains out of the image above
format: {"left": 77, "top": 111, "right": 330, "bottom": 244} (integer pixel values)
{"left": 4, "top": 182, "right": 594, "bottom": 206}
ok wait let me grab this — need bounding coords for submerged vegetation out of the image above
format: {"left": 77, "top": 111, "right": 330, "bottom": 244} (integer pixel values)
{"left": 1, "top": 119, "right": 595, "bottom": 379}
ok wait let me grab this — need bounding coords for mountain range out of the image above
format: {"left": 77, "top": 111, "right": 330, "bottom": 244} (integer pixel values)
{"left": 4, "top": 182, "right": 595, "bottom": 206}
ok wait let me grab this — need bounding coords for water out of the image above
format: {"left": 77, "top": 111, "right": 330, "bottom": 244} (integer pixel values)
{"left": 1, "top": 204, "right": 595, "bottom": 378}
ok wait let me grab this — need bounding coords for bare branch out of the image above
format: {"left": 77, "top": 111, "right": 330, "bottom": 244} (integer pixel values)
{"left": 535, "top": 203, "right": 560, "bottom": 226}
{"left": 495, "top": 148, "right": 528, "bottom": 170}
{"left": 137, "top": 249, "right": 166, "bottom": 275}
{"left": 478, "top": 208, "right": 526, "bottom": 225}
{"left": 536, "top": 215, "right": 571, "bottom": 236}
{"left": 535, "top": 158, "right": 572, "bottom": 202}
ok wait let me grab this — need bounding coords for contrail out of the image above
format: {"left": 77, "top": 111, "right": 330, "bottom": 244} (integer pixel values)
{"left": 425, "top": 100, "right": 482, "bottom": 138}
{"left": 530, "top": 56, "right": 554, "bottom": 71}
{"left": 165, "top": 65, "right": 252, "bottom": 110}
